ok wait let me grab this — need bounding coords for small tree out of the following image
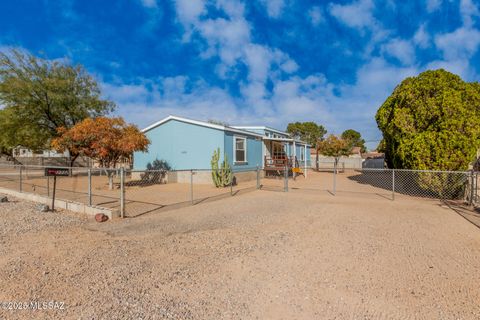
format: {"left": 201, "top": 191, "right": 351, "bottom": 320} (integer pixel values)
{"left": 316, "top": 134, "right": 350, "bottom": 171}
{"left": 142, "top": 159, "right": 171, "bottom": 184}
{"left": 52, "top": 117, "right": 150, "bottom": 189}
{"left": 286, "top": 121, "right": 327, "bottom": 146}
{"left": 341, "top": 129, "right": 366, "bottom": 153}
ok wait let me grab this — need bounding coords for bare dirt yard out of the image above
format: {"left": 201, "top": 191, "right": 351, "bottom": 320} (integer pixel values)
{"left": 1, "top": 186, "right": 480, "bottom": 319}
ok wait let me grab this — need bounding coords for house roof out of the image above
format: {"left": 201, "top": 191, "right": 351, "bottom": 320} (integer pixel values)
{"left": 142, "top": 115, "right": 310, "bottom": 145}
{"left": 351, "top": 146, "right": 362, "bottom": 154}
{"left": 362, "top": 151, "right": 385, "bottom": 159}
{"left": 141, "top": 115, "right": 264, "bottom": 138}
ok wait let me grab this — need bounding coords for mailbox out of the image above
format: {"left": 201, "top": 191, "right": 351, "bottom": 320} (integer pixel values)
{"left": 44, "top": 168, "right": 70, "bottom": 177}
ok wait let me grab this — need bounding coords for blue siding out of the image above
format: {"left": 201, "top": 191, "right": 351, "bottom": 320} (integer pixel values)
{"left": 134, "top": 119, "right": 224, "bottom": 170}
{"left": 133, "top": 118, "right": 309, "bottom": 171}
{"left": 224, "top": 132, "right": 263, "bottom": 170}
{"left": 292, "top": 144, "right": 312, "bottom": 167}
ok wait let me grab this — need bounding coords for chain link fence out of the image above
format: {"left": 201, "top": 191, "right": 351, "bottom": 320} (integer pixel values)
{"left": 122, "top": 167, "right": 261, "bottom": 217}
{"left": 0, "top": 165, "right": 123, "bottom": 210}
{"left": 257, "top": 163, "right": 479, "bottom": 204}
{"left": 281, "top": 166, "right": 477, "bottom": 204}
{"left": 0, "top": 164, "right": 263, "bottom": 218}
{"left": 0, "top": 164, "right": 478, "bottom": 218}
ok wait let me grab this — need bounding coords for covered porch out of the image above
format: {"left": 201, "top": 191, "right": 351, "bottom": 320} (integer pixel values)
{"left": 262, "top": 137, "right": 309, "bottom": 177}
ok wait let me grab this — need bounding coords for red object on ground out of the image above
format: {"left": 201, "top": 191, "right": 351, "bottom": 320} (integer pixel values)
{"left": 95, "top": 213, "right": 109, "bottom": 222}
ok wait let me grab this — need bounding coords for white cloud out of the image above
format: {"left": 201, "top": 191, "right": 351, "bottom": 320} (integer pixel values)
{"left": 259, "top": 0, "right": 285, "bottom": 18}
{"left": 328, "top": 0, "right": 375, "bottom": 30}
{"left": 280, "top": 58, "right": 298, "bottom": 73}
{"left": 435, "top": 27, "right": 480, "bottom": 60}
{"left": 243, "top": 44, "right": 274, "bottom": 82}
{"left": 104, "top": 77, "right": 242, "bottom": 128}
{"left": 102, "top": 83, "right": 150, "bottom": 103}
{"left": 173, "top": 0, "right": 299, "bottom": 103}
{"left": 460, "top": 0, "right": 480, "bottom": 27}
{"left": 308, "top": 6, "right": 324, "bottom": 26}
{"left": 426, "top": 0, "right": 442, "bottom": 13}
{"left": 425, "top": 0, "right": 480, "bottom": 80}
{"left": 413, "top": 24, "right": 430, "bottom": 48}
{"left": 198, "top": 17, "right": 251, "bottom": 65}
{"left": 175, "top": 0, "right": 206, "bottom": 26}
{"left": 381, "top": 38, "right": 415, "bottom": 65}
{"left": 140, "top": 0, "right": 157, "bottom": 8}
{"left": 327, "top": 0, "right": 390, "bottom": 60}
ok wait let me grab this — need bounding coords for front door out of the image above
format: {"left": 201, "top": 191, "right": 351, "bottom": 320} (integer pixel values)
{"left": 271, "top": 141, "right": 286, "bottom": 158}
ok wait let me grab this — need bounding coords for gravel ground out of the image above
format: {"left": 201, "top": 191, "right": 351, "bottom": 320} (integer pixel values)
{"left": 1, "top": 191, "right": 480, "bottom": 319}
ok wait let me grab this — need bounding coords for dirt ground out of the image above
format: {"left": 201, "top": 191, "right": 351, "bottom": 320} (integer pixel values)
{"left": 1, "top": 184, "right": 480, "bottom": 319}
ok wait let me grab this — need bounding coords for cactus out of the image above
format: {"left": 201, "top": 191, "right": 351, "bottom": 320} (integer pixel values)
{"left": 211, "top": 148, "right": 233, "bottom": 187}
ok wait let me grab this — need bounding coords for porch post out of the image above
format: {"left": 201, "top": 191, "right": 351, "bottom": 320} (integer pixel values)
{"left": 304, "top": 144, "right": 307, "bottom": 178}
{"left": 292, "top": 140, "right": 296, "bottom": 179}
{"left": 262, "top": 140, "right": 265, "bottom": 169}
{"left": 293, "top": 140, "right": 296, "bottom": 163}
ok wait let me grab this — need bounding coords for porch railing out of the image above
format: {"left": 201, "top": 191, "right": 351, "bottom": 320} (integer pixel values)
{"left": 264, "top": 156, "right": 298, "bottom": 170}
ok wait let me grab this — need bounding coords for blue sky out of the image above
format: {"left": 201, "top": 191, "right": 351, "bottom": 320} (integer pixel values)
{"left": 1, "top": 0, "right": 479, "bottom": 148}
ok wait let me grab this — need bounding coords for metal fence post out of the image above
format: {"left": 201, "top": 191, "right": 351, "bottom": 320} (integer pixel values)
{"left": 190, "top": 170, "right": 194, "bottom": 205}
{"left": 256, "top": 165, "right": 260, "bottom": 189}
{"left": 120, "top": 167, "right": 125, "bottom": 218}
{"left": 469, "top": 170, "right": 474, "bottom": 206}
{"left": 19, "top": 166, "right": 23, "bottom": 192}
{"left": 88, "top": 169, "right": 92, "bottom": 206}
{"left": 392, "top": 169, "right": 395, "bottom": 201}
{"left": 333, "top": 161, "right": 336, "bottom": 196}
{"left": 230, "top": 170, "right": 234, "bottom": 196}
{"left": 475, "top": 172, "right": 478, "bottom": 205}
{"left": 284, "top": 165, "right": 288, "bottom": 192}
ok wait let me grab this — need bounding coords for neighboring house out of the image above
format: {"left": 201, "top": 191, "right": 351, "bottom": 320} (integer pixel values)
{"left": 13, "top": 146, "right": 69, "bottom": 158}
{"left": 133, "top": 115, "right": 311, "bottom": 182}
{"left": 349, "top": 146, "right": 362, "bottom": 158}
{"left": 362, "top": 151, "right": 385, "bottom": 168}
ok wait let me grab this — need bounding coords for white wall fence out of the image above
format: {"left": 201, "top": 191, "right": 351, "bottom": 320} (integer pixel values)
{"left": 311, "top": 156, "right": 385, "bottom": 170}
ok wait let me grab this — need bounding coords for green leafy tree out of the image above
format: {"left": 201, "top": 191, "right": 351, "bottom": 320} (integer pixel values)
{"left": 0, "top": 106, "right": 50, "bottom": 153}
{"left": 286, "top": 121, "right": 327, "bottom": 146}
{"left": 376, "top": 69, "right": 480, "bottom": 171}
{"left": 317, "top": 134, "right": 350, "bottom": 171}
{"left": 376, "top": 139, "right": 386, "bottom": 153}
{"left": 341, "top": 129, "right": 366, "bottom": 153}
{"left": 0, "top": 49, "right": 115, "bottom": 164}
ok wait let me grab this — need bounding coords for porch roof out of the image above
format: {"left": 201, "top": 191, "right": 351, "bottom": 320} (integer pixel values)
{"left": 263, "top": 137, "right": 311, "bottom": 146}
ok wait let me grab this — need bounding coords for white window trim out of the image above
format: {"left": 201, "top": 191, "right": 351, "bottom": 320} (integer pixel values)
{"left": 300, "top": 146, "right": 305, "bottom": 161}
{"left": 233, "top": 136, "right": 247, "bottom": 164}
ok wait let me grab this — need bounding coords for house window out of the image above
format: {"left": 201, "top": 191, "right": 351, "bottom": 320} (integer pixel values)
{"left": 234, "top": 137, "right": 247, "bottom": 163}
{"left": 300, "top": 146, "right": 305, "bottom": 161}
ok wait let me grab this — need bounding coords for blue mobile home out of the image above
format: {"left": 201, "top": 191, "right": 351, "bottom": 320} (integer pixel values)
{"left": 134, "top": 115, "right": 311, "bottom": 175}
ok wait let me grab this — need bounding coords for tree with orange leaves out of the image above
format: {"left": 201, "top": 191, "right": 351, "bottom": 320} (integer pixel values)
{"left": 52, "top": 117, "right": 149, "bottom": 187}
